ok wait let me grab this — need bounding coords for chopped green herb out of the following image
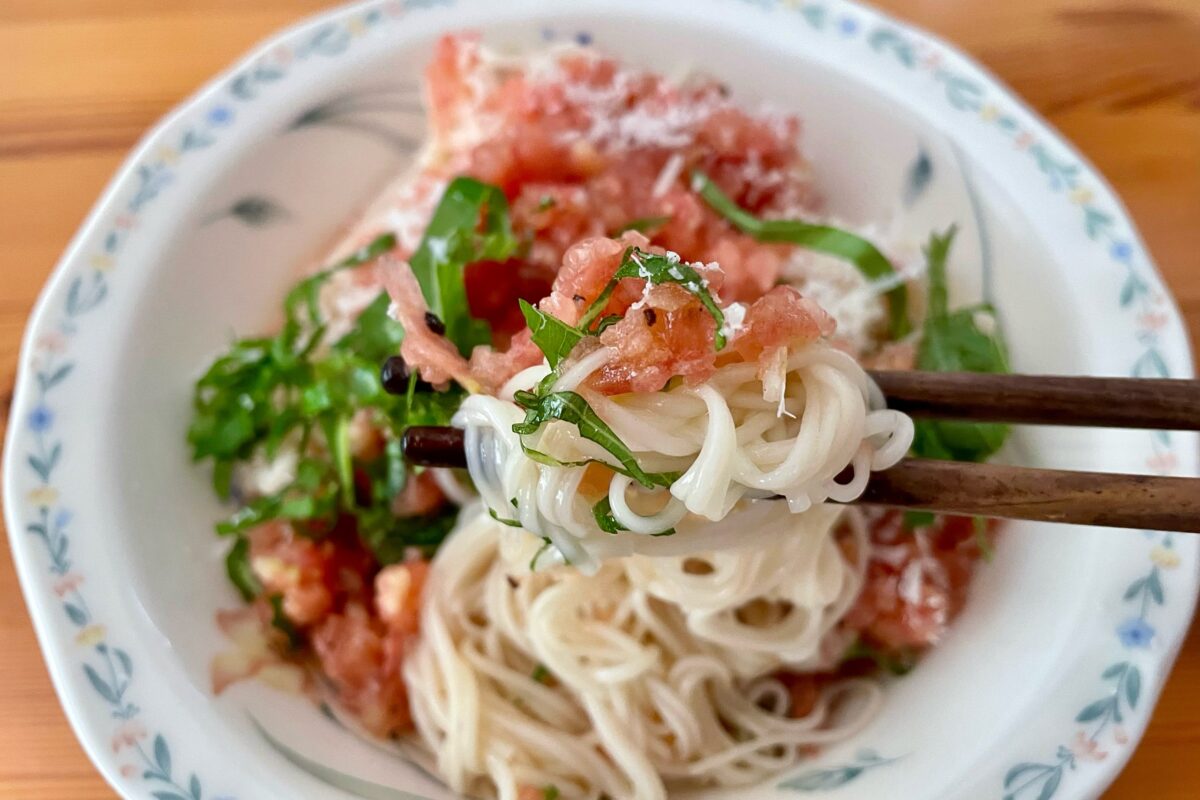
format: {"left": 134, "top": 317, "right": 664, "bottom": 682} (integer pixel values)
{"left": 408, "top": 177, "right": 519, "bottom": 355}
{"left": 519, "top": 299, "right": 584, "bottom": 368}
{"left": 323, "top": 414, "right": 354, "bottom": 508}
{"left": 513, "top": 248, "right": 726, "bottom": 514}
{"left": 910, "top": 227, "right": 1011, "bottom": 462}
{"left": 615, "top": 215, "right": 671, "bottom": 235}
{"left": 488, "top": 508, "right": 524, "bottom": 528}
{"left": 284, "top": 233, "right": 398, "bottom": 329}
{"left": 592, "top": 495, "right": 673, "bottom": 536}
{"left": 190, "top": 232, "right": 398, "bottom": 471}
{"left": 530, "top": 538, "right": 554, "bottom": 571}
{"left": 902, "top": 510, "right": 936, "bottom": 530}
{"left": 578, "top": 248, "right": 727, "bottom": 348}
{"left": 339, "top": 232, "right": 402, "bottom": 267}
{"left": 359, "top": 507, "right": 460, "bottom": 564}
{"left": 189, "top": 229, "right": 465, "bottom": 590}
{"left": 592, "top": 314, "right": 623, "bottom": 334}
{"left": 693, "top": 170, "right": 910, "bottom": 338}
{"left": 542, "top": 785, "right": 560, "bottom": 800}
{"left": 842, "top": 638, "right": 917, "bottom": 676}
{"left": 592, "top": 496, "right": 628, "bottom": 534}
{"left": 537, "top": 195, "right": 557, "bottom": 211}
{"left": 211, "top": 459, "right": 235, "bottom": 499}
{"left": 268, "top": 593, "right": 302, "bottom": 649}
{"left": 513, "top": 390, "right": 677, "bottom": 489}
{"left": 225, "top": 536, "right": 260, "bottom": 602}
{"left": 531, "top": 663, "right": 551, "bottom": 684}
{"left": 335, "top": 292, "right": 406, "bottom": 364}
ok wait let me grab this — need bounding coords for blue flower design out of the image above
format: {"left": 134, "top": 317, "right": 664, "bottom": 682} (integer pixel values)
{"left": 54, "top": 508, "right": 73, "bottom": 529}
{"left": 839, "top": 16, "right": 860, "bottom": 35}
{"left": 208, "top": 105, "right": 234, "bottom": 126}
{"left": 1116, "top": 617, "right": 1155, "bottom": 648}
{"left": 1111, "top": 240, "right": 1133, "bottom": 263}
{"left": 575, "top": 31, "right": 594, "bottom": 46}
{"left": 28, "top": 405, "right": 54, "bottom": 432}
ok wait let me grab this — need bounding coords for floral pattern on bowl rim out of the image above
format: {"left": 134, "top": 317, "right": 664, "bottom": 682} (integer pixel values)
{"left": 3, "top": 1, "right": 1196, "bottom": 799}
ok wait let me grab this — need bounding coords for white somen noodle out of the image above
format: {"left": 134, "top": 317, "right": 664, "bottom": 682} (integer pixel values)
{"left": 403, "top": 508, "right": 884, "bottom": 800}
{"left": 401, "top": 339, "right": 913, "bottom": 799}
{"left": 453, "top": 341, "right": 912, "bottom": 572}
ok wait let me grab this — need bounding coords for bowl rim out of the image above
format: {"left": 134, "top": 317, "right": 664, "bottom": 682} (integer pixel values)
{"left": 4, "top": 1, "right": 1197, "bottom": 798}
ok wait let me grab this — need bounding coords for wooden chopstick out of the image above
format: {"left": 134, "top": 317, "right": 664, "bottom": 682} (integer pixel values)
{"left": 401, "top": 426, "right": 1200, "bottom": 533}
{"left": 399, "top": 372, "right": 1200, "bottom": 533}
{"left": 856, "top": 458, "right": 1200, "bottom": 532}
{"left": 403, "top": 425, "right": 469, "bottom": 470}
{"left": 868, "top": 371, "right": 1200, "bottom": 430}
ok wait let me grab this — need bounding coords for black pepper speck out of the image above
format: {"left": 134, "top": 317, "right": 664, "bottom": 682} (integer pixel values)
{"left": 380, "top": 356, "right": 410, "bottom": 394}
{"left": 424, "top": 311, "right": 446, "bottom": 335}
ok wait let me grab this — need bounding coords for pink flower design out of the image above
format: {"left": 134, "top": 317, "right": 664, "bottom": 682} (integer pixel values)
{"left": 1069, "top": 731, "right": 1108, "bottom": 762}
{"left": 1015, "top": 132, "right": 1035, "bottom": 150}
{"left": 1113, "top": 726, "right": 1129, "bottom": 745}
{"left": 115, "top": 214, "right": 137, "bottom": 230}
{"left": 111, "top": 721, "right": 146, "bottom": 753}
{"left": 53, "top": 573, "right": 84, "bottom": 597}
{"left": 385, "top": 0, "right": 407, "bottom": 17}
{"left": 1137, "top": 311, "right": 1168, "bottom": 331}
{"left": 120, "top": 764, "right": 138, "bottom": 778}
{"left": 36, "top": 331, "right": 68, "bottom": 353}
{"left": 922, "top": 52, "right": 943, "bottom": 69}
{"left": 1146, "top": 451, "right": 1178, "bottom": 474}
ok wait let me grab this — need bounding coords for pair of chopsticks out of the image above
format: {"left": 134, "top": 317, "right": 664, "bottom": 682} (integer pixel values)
{"left": 401, "top": 372, "right": 1200, "bottom": 533}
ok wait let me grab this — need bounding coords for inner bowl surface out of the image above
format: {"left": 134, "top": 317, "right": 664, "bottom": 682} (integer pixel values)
{"left": 5, "top": 2, "right": 1196, "bottom": 799}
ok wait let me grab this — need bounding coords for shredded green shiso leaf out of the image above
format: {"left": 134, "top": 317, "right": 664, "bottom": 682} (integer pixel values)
{"left": 693, "top": 169, "right": 910, "bottom": 338}
{"left": 510, "top": 246, "right": 723, "bottom": 523}
{"left": 909, "top": 226, "right": 1011, "bottom": 462}
{"left": 190, "top": 176, "right": 526, "bottom": 600}
{"left": 192, "top": 165, "right": 1013, "bottom": 611}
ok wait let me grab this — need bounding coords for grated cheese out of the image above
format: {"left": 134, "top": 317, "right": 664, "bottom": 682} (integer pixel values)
{"left": 651, "top": 153, "right": 685, "bottom": 198}
{"left": 719, "top": 301, "right": 747, "bottom": 340}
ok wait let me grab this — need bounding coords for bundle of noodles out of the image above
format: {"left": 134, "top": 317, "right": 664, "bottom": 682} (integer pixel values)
{"left": 425, "top": 234, "right": 914, "bottom": 571}
{"left": 403, "top": 508, "right": 883, "bottom": 800}
{"left": 456, "top": 339, "right": 911, "bottom": 571}
{"left": 388, "top": 233, "right": 915, "bottom": 799}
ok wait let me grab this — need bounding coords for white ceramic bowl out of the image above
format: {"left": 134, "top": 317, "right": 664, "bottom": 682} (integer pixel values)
{"left": 5, "top": 1, "right": 1197, "bottom": 798}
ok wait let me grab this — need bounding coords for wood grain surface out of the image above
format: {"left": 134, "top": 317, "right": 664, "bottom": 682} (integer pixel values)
{"left": 869, "top": 372, "right": 1200, "bottom": 430}
{"left": 0, "top": 1, "right": 1196, "bottom": 797}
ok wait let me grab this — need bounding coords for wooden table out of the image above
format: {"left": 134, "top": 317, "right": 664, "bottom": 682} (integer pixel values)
{"left": 1, "top": 1, "right": 1196, "bottom": 797}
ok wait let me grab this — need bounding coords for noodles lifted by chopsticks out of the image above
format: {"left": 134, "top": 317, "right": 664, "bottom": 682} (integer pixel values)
{"left": 454, "top": 340, "right": 913, "bottom": 572}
